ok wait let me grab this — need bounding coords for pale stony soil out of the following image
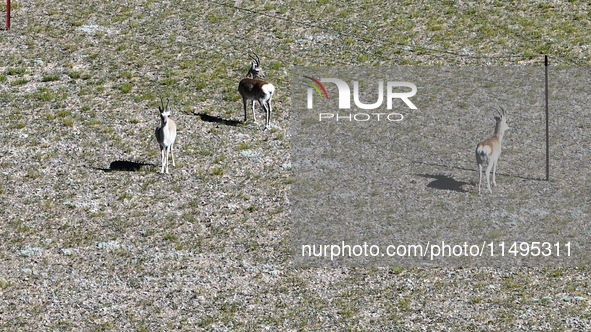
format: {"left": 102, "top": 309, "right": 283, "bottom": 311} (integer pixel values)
{"left": 1, "top": 1, "right": 591, "bottom": 330}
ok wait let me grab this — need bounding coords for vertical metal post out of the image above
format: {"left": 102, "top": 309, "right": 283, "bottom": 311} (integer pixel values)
{"left": 545, "top": 55, "right": 549, "bottom": 181}
{"left": 6, "top": 0, "right": 10, "bottom": 30}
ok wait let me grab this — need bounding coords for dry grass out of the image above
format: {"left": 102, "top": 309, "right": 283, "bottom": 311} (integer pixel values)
{"left": 1, "top": 0, "right": 591, "bottom": 330}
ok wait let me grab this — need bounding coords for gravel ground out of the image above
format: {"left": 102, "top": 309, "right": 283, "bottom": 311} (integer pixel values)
{"left": 1, "top": 1, "right": 591, "bottom": 330}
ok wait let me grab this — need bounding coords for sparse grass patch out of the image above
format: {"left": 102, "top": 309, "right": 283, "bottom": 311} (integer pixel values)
{"left": 471, "top": 296, "right": 483, "bottom": 304}
{"left": 27, "top": 169, "right": 42, "bottom": 180}
{"left": 119, "top": 71, "right": 133, "bottom": 80}
{"left": 0, "top": 278, "right": 11, "bottom": 290}
{"left": 62, "top": 117, "right": 75, "bottom": 127}
{"left": 12, "top": 219, "right": 31, "bottom": 233}
{"left": 7, "top": 68, "right": 27, "bottom": 75}
{"left": 223, "top": 89, "right": 241, "bottom": 102}
{"left": 211, "top": 167, "right": 224, "bottom": 176}
{"left": 35, "top": 88, "right": 56, "bottom": 101}
{"left": 118, "top": 192, "right": 133, "bottom": 201}
{"left": 398, "top": 297, "right": 412, "bottom": 312}
{"left": 56, "top": 110, "right": 72, "bottom": 118}
{"left": 162, "top": 78, "right": 178, "bottom": 86}
{"left": 42, "top": 74, "right": 60, "bottom": 82}
{"left": 550, "top": 269, "right": 563, "bottom": 278}
{"left": 69, "top": 71, "right": 82, "bottom": 79}
{"left": 120, "top": 83, "right": 133, "bottom": 93}
{"left": 207, "top": 13, "right": 221, "bottom": 24}
{"left": 200, "top": 149, "right": 213, "bottom": 156}
{"left": 195, "top": 80, "right": 206, "bottom": 91}
{"left": 164, "top": 234, "right": 179, "bottom": 243}
{"left": 236, "top": 143, "right": 252, "bottom": 151}
{"left": 78, "top": 88, "right": 92, "bottom": 96}
{"left": 11, "top": 78, "right": 28, "bottom": 86}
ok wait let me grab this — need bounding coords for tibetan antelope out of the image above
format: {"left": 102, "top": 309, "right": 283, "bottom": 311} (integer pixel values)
{"left": 476, "top": 106, "right": 509, "bottom": 194}
{"left": 155, "top": 98, "right": 177, "bottom": 174}
{"left": 238, "top": 53, "right": 275, "bottom": 130}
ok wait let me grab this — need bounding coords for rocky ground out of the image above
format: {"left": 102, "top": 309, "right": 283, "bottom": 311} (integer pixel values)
{"left": 1, "top": 0, "right": 590, "bottom": 330}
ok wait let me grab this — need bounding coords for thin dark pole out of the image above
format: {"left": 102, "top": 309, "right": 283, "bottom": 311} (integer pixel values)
{"left": 545, "top": 55, "right": 549, "bottom": 181}
{"left": 6, "top": 0, "right": 9, "bottom": 30}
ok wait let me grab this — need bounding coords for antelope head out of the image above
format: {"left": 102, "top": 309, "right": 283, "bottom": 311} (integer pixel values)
{"left": 246, "top": 53, "right": 265, "bottom": 79}
{"left": 158, "top": 97, "right": 171, "bottom": 116}
{"left": 495, "top": 106, "right": 509, "bottom": 132}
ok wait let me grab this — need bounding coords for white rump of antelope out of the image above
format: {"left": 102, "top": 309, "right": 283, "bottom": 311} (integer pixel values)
{"left": 155, "top": 97, "right": 177, "bottom": 174}
{"left": 238, "top": 53, "right": 275, "bottom": 130}
{"left": 476, "top": 107, "right": 509, "bottom": 194}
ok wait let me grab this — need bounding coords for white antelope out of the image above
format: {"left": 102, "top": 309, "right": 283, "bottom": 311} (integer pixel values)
{"left": 155, "top": 98, "right": 177, "bottom": 174}
{"left": 238, "top": 53, "right": 275, "bottom": 130}
{"left": 476, "top": 107, "right": 509, "bottom": 194}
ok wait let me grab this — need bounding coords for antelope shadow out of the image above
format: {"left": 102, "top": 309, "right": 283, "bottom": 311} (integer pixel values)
{"left": 194, "top": 112, "right": 242, "bottom": 127}
{"left": 416, "top": 173, "right": 470, "bottom": 193}
{"left": 93, "top": 160, "right": 155, "bottom": 172}
{"left": 412, "top": 161, "right": 545, "bottom": 182}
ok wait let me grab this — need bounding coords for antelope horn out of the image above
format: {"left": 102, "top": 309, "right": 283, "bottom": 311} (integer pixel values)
{"left": 159, "top": 97, "right": 165, "bottom": 112}
{"left": 250, "top": 52, "right": 261, "bottom": 66}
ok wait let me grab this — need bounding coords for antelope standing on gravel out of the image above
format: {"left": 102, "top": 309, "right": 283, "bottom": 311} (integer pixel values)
{"left": 476, "top": 107, "right": 509, "bottom": 194}
{"left": 238, "top": 53, "right": 275, "bottom": 130}
{"left": 155, "top": 98, "right": 177, "bottom": 174}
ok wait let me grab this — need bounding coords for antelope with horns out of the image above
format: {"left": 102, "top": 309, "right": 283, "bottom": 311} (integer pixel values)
{"left": 238, "top": 53, "right": 275, "bottom": 130}
{"left": 476, "top": 106, "right": 510, "bottom": 194}
{"left": 155, "top": 98, "right": 177, "bottom": 174}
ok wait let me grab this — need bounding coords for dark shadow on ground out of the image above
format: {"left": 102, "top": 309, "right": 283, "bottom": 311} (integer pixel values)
{"left": 194, "top": 112, "right": 242, "bottom": 127}
{"left": 93, "top": 160, "right": 155, "bottom": 172}
{"left": 412, "top": 161, "right": 545, "bottom": 182}
{"left": 416, "top": 173, "right": 470, "bottom": 193}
